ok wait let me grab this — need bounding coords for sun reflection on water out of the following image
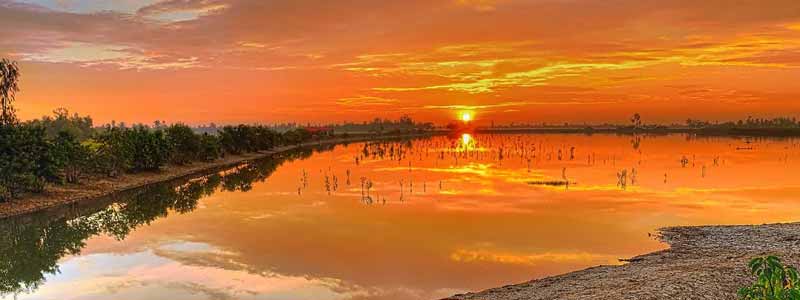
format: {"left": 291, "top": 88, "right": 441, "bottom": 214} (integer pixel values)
{"left": 461, "top": 133, "right": 472, "bottom": 145}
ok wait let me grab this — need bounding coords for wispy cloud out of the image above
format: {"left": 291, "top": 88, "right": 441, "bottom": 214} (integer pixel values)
{"left": 422, "top": 102, "right": 529, "bottom": 110}
{"left": 336, "top": 95, "right": 399, "bottom": 106}
{"left": 137, "top": 0, "right": 230, "bottom": 21}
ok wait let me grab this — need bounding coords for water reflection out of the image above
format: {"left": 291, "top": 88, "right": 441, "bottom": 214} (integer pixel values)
{"left": 2, "top": 134, "right": 800, "bottom": 300}
{"left": 0, "top": 146, "right": 324, "bottom": 298}
{"left": 461, "top": 133, "right": 472, "bottom": 146}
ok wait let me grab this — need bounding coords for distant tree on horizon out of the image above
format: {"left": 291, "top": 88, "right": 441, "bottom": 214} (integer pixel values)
{"left": 630, "top": 113, "right": 642, "bottom": 129}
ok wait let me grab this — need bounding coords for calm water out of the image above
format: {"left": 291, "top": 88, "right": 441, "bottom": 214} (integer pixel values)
{"left": 2, "top": 134, "right": 800, "bottom": 300}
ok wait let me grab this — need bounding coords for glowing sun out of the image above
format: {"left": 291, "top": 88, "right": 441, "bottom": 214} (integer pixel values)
{"left": 461, "top": 112, "right": 472, "bottom": 122}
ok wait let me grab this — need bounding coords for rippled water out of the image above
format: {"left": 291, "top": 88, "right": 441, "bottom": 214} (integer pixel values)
{"left": 2, "top": 134, "right": 800, "bottom": 300}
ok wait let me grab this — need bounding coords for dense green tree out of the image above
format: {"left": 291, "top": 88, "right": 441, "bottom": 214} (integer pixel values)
{"left": 219, "top": 125, "right": 265, "bottom": 154}
{"left": 49, "top": 131, "right": 91, "bottom": 184}
{"left": 128, "top": 126, "right": 170, "bottom": 171}
{"left": 197, "top": 133, "right": 222, "bottom": 161}
{"left": 217, "top": 125, "right": 315, "bottom": 154}
{"left": 0, "top": 124, "right": 56, "bottom": 201}
{"left": 281, "top": 128, "right": 311, "bottom": 146}
{"left": 92, "top": 127, "right": 133, "bottom": 176}
{"left": 252, "top": 125, "right": 278, "bottom": 150}
{"left": 29, "top": 108, "right": 94, "bottom": 140}
{"left": 165, "top": 124, "right": 201, "bottom": 165}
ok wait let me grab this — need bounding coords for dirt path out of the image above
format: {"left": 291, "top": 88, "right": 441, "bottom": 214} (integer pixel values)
{"left": 445, "top": 222, "right": 800, "bottom": 300}
{"left": 0, "top": 133, "right": 433, "bottom": 219}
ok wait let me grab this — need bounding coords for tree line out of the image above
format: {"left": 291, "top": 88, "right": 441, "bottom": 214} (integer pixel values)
{"left": 0, "top": 59, "right": 319, "bottom": 202}
{"left": 685, "top": 116, "right": 800, "bottom": 129}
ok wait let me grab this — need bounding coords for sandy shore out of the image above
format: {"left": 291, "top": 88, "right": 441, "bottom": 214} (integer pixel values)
{"left": 0, "top": 133, "right": 433, "bottom": 219}
{"left": 445, "top": 222, "right": 800, "bottom": 300}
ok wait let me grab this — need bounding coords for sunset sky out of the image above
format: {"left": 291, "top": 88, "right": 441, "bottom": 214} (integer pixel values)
{"left": 2, "top": 0, "right": 800, "bottom": 125}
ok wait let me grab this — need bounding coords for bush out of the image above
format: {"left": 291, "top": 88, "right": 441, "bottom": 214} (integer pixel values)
{"left": 219, "top": 125, "right": 250, "bottom": 154}
{"left": 29, "top": 108, "right": 93, "bottom": 141}
{"left": 94, "top": 126, "right": 170, "bottom": 173}
{"left": 0, "top": 124, "right": 55, "bottom": 201}
{"left": 128, "top": 126, "right": 170, "bottom": 171}
{"left": 252, "top": 125, "right": 278, "bottom": 151}
{"left": 49, "top": 131, "right": 90, "bottom": 183}
{"left": 280, "top": 128, "right": 311, "bottom": 146}
{"left": 739, "top": 255, "right": 800, "bottom": 300}
{"left": 93, "top": 128, "right": 133, "bottom": 176}
{"left": 198, "top": 133, "right": 222, "bottom": 161}
{"left": 165, "top": 124, "right": 201, "bottom": 165}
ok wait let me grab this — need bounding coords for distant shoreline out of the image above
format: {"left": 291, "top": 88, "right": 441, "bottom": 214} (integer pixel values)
{"left": 0, "top": 133, "right": 435, "bottom": 219}
{"left": 475, "top": 127, "right": 800, "bottom": 137}
{"left": 445, "top": 222, "right": 800, "bottom": 300}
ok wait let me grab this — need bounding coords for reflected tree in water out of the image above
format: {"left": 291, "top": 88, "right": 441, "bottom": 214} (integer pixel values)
{"left": 0, "top": 146, "right": 324, "bottom": 297}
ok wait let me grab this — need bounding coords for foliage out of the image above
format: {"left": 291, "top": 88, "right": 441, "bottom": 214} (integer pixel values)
{"left": 29, "top": 108, "right": 94, "bottom": 140}
{"left": 219, "top": 125, "right": 254, "bottom": 154}
{"left": 92, "top": 128, "right": 134, "bottom": 176}
{"left": 686, "top": 117, "right": 800, "bottom": 129}
{"left": 0, "top": 120, "right": 318, "bottom": 201}
{"left": 327, "top": 115, "right": 433, "bottom": 133}
{"left": 281, "top": 128, "right": 311, "bottom": 146}
{"left": 219, "top": 125, "right": 282, "bottom": 154}
{"left": 127, "top": 126, "right": 170, "bottom": 171}
{"left": 0, "top": 123, "right": 56, "bottom": 201}
{"left": 252, "top": 125, "right": 278, "bottom": 150}
{"left": 198, "top": 133, "right": 222, "bottom": 161}
{"left": 0, "top": 58, "right": 20, "bottom": 125}
{"left": 49, "top": 131, "right": 91, "bottom": 183}
{"left": 93, "top": 126, "right": 170, "bottom": 173}
{"left": 739, "top": 255, "right": 800, "bottom": 300}
{"left": 165, "top": 123, "right": 201, "bottom": 165}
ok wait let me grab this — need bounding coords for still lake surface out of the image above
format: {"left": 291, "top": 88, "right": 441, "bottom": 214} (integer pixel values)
{"left": 2, "top": 133, "right": 800, "bottom": 300}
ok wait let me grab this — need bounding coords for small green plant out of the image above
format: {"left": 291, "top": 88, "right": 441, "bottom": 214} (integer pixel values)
{"left": 739, "top": 255, "right": 800, "bottom": 300}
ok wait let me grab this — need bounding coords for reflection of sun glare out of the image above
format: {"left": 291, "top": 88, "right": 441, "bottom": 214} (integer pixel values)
{"left": 462, "top": 112, "right": 472, "bottom": 122}
{"left": 461, "top": 133, "right": 472, "bottom": 145}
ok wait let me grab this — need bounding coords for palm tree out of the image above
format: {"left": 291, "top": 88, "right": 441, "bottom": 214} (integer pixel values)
{"left": 0, "top": 59, "right": 20, "bottom": 125}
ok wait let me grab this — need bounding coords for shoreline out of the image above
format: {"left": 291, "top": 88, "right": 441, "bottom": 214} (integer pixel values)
{"left": 445, "top": 222, "right": 800, "bottom": 300}
{"left": 0, "top": 133, "right": 434, "bottom": 219}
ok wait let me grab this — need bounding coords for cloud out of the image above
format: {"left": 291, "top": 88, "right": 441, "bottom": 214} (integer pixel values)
{"left": 422, "top": 102, "right": 528, "bottom": 110}
{"left": 454, "top": 0, "right": 499, "bottom": 11}
{"left": 336, "top": 95, "right": 399, "bottom": 106}
{"left": 17, "top": 42, "right": 201, "bottom": 70}
{"left": 4, "top": 0, "right": 800, "bottom": 123}
{"left": 136, "top": 0, "right": 230, "bottom": 21}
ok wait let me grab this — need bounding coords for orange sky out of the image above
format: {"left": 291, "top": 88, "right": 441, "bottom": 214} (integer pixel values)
{"left": 2, "top": 0, "right": 800, "bottom": 125}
